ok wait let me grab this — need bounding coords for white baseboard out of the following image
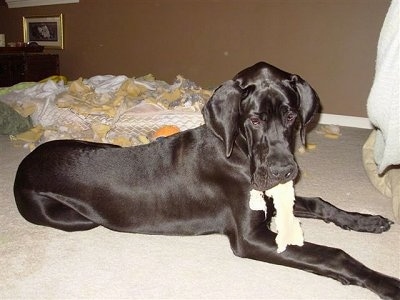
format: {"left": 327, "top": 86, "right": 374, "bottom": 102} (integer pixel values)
{"left": 318, "top": 113, "right": 373, "bottom": 129}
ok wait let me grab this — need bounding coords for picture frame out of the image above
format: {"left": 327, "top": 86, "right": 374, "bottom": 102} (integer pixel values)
{"left": 23, "top": 14, "right": 64, "bottom": 49}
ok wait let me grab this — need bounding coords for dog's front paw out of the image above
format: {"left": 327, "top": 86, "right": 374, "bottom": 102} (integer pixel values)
{"left": 354, "top": 214, "right": 393, "bottom": 233}
{"left": 336, "top": 213, "right": 394, "bottom": 233}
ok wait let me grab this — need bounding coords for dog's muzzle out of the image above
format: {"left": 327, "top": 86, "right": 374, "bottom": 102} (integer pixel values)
{"left": 250, "top": 158, "right": 299, "bottom": 191}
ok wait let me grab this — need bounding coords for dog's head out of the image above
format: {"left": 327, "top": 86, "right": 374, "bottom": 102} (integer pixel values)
{"left": 202, "top": 61, "right": 320, "bottom": 190}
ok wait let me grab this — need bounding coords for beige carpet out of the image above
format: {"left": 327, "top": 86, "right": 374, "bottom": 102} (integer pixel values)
{"left": 1, "top": 127, "right": 399, "bottom": 299}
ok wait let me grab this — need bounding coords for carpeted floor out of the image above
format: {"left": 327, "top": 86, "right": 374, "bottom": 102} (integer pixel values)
{"left": 0, "top": 126, "right": 399, "bottom": 299}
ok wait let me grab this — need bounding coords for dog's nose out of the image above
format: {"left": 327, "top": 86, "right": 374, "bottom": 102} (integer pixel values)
{"left": 269, "top": 164, "right": 297, "bottom": 181}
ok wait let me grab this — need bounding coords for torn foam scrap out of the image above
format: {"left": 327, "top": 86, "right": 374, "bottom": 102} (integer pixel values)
{"left": 249, "top": 190, "right": 267, "bottom": 216}
{"left": 265, "top": 180, "right": 304, "bottom": 253}
{"left": 316, "top": 124, "right": 341, "bottom": 139}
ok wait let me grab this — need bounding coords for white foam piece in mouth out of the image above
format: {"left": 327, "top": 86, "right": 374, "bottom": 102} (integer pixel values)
{"left": 249, "top": 189, "right": 267, "bottom": 213}
{"left": 249, "top": 180, "right": 304, "bottom": 253}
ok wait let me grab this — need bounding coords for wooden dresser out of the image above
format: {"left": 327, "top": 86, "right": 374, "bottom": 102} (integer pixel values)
{"left": 0, "top": 53, "right": 59, "bottom": 87}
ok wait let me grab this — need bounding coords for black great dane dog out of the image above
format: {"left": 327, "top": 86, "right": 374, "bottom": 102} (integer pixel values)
{"left": 14, "top": 62, "right": 400, "bottom": 299}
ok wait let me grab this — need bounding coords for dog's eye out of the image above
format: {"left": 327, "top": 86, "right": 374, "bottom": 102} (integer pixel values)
{"left": 250, "top": 117, "right": 261, "bottom": 126}
{"left": 241, "top": 85, "right": 256, "bottom": 99}
{"left": 241, "top": 87, "right": 251, "bottom": 99}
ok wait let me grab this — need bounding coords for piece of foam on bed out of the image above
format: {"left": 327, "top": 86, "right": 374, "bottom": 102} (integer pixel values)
{"left": 249, "top": 180, "right": 304, "bottom": 253}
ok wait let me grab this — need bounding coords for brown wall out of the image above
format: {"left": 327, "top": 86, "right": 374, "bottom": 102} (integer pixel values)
{"left": 0, "top": 0, "right": 390, "bottom": 117}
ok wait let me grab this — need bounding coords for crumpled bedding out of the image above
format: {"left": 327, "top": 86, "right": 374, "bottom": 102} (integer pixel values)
{"left": 366, "top": 0, "right": 399, "bottom": 174}
{"left": 364, "top": 0, "right": 399, "bottom": 221}
{"left": 0, "top": 101, "right": 32, "bottom": 135}
{"left": 0, "top": 74, "right": 211, "bottom": 149}
{"left": 363, "top": 131, "right": 400, "bottom": 221}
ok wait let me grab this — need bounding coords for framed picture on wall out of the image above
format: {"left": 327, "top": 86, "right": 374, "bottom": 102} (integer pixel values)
{"left": 23, "top": 14, "right": 64, "bottom": 49}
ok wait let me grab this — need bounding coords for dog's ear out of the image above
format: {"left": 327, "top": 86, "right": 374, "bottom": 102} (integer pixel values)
{"left": 202, "top": 80, "right": 242, "bottom": 157}
{"left": 292, "top": 75, "right": 320, "bottom": 145}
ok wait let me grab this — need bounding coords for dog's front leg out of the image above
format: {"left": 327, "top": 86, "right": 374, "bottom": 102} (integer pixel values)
{"left": 293, "top": 196, "right": 393, "bottom": 233}
{"left": 227, "top": 215, "right": 400, "bottom": 299}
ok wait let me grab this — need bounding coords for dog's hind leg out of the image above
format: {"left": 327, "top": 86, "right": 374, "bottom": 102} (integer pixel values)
{"left": 293, "top": 196, "right": 393, "bottom": 233}
{"left": 229, "top": 220, "right": 400, "bottom": 299}
{"left": 14, "top": 190, "right": 99, "bottom": 232}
